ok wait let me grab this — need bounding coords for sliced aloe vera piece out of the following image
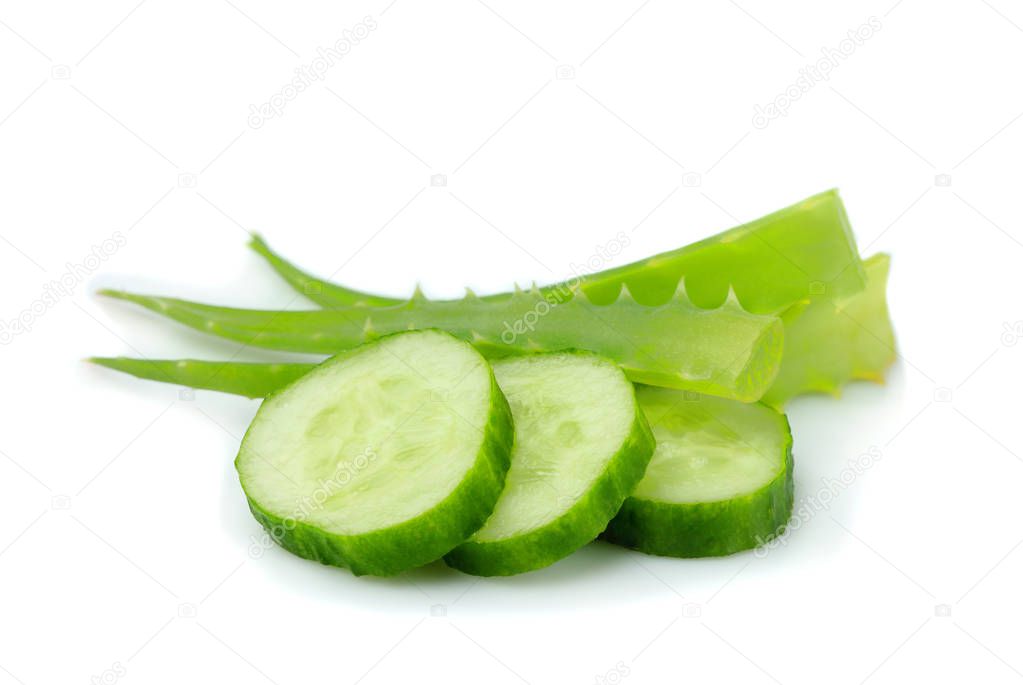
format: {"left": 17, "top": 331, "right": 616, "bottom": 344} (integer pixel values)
{"left": 236, "top": 330, "right": 513, "bottom": 576}
{"left": 444, "top": 352, "right": 655, "bottom": 576}
{"left": 603, "top": 387, "right": 793, "bottom": 557}
{"left": 764, "top": 252, "right": 896, "bottom": 407}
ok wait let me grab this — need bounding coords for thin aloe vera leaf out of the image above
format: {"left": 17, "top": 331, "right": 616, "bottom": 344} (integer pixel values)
{"left": 88, "top": 357, "right": 310, "bottom": 398}
{"left": 249, "top": 234, "right": 398, "bottom": 307}
{"left": 99, "top": 285, "right": 784, "bottom": 402}
{"left": 762, "top": 253, "right": 896, "bottom": 407}
{"left": 251, "top": 189, "right": 865, "bottom": 314}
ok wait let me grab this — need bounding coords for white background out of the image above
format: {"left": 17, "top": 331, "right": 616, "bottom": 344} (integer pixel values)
{"left": 2, "top": 1, "right": 1022, "bottom": 683}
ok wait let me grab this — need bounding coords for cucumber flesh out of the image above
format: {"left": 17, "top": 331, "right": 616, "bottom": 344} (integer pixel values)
{"left": 445, "top": 352, "right": 655, "bottom": 576}
{"left": 602, "top": 387, "right": 793, "bottom": 557}
{"left": 236, "top": 330, "right": 513, "bottom": 576}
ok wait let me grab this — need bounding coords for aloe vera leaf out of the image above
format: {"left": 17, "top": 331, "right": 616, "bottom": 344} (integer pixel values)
{"left": 94, "top": 256, "right": 895, "bottom": 405}
{"left": 88, "top": 357, "right": 310, "bottom": 398}
{"left": 252, "top": 189, "right": 865, "bottom": 314}
{"left": 93, "top": 254, "right": 895, "bottom": 406}
{"left": 762, "top": 253, "right": 896, "bottom": 407}
{"left": 88, "top": 357, "right": 305, "bottom": 395}
{"left": 99, "top": 285, "right": 784, "bottom": 402}
{"left": 249, "top": 234, "right": 397, "bottom": 307}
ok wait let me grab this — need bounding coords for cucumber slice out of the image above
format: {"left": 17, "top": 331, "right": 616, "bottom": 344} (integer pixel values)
{"left": 444, "top": 352, "right": 655, "bottom": 576}
{"left": 236, "top": 330, "right": 513, "bottom": 576}
{"left": 602, "top": 387, "right": 793, "bottom": 557}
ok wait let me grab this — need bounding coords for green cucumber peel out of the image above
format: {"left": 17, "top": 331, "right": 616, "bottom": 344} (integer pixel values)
{"left": 252, "top": 189, "right": 865, "bottom": 313}
{"left": 602, "top": 386, "right": 794, "bottom": 557}
{"left": 91, "top": 350, "right": 653, "bottom": 575}
{"left": 99, "top": 282, "right": 784, "bottom": 402}
{"left": 236, "top": 329, "right": 513, "bottom": 577}
{"left": 444, "top": 352, "right": 655, "bottom": 576}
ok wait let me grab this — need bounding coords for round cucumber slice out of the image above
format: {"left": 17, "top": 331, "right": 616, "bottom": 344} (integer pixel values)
{"left": 444, "top": 352, "right": 655, "bottom": 576}
{"left": 602, "top": 387, "right": 793, "bottom": 557}
{"left": 236, "top": 329, "right": 513, "bottom": 576}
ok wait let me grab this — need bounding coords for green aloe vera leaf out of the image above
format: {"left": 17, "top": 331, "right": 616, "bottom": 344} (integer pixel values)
{"left": 92, "top": 254, "right": 895, "bottom": 406}
{"left": 98, "top": 285, "right": 784, "bottom": 402}
{"left": 92, "top": 262, "right": 896, "bottom": 406}
{"left": 762, "top": 253, "right": 896, "bottom": 407}
{"left": 88, "top": 357, "right": 310, "bottom": 398}
{"left": 251, "top": 189, "right": 865, "bottom": 314}
{"left": 249, "top": 234, "right": 397, "bottom": 307}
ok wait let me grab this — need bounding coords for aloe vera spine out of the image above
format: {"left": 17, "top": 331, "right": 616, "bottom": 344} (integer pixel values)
{"left": 100, "top": 284, "right": 784, "bottom": 402}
